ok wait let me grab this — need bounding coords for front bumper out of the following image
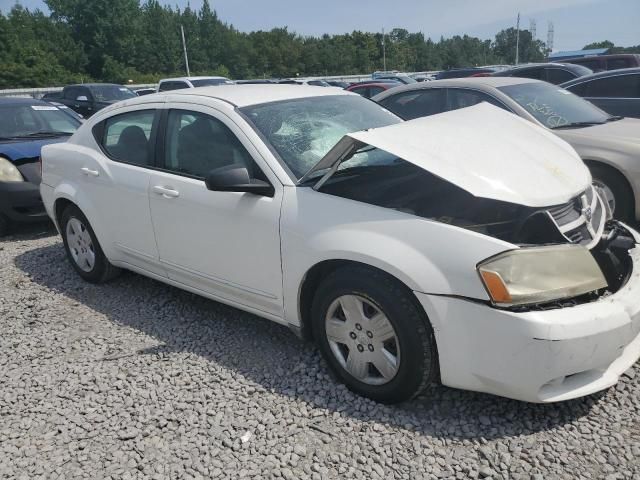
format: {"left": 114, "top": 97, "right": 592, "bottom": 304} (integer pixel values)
{"left": 416, "top": 233, "right": 640, "bottom": 403}
{"left": 0, "top": 180, "right": 48, "bottom": 224}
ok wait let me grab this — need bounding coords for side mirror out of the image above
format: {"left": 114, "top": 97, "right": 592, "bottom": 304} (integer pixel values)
{"left": 205, "top": 165, "right": 274, "bottom": 197}
{"left": 77, "top": 96, "right": 89, "bottom": 102}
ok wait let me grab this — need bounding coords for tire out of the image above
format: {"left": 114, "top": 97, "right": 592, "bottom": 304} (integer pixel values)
{"left": 311, "top": 265, "right": 438, "bottom": 404}
{"left": 589, "top": 164, "right": 635, "bottom": 223}
{"left": 60, "top": 205, "right": 121, "bottom": 283}
{"left": 0, "top": 214, "right": 9, "bottom": 237}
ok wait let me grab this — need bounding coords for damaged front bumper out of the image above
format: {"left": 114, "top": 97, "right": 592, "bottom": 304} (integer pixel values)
{"left": 416, "top": 226, "right": 640, "bottom": 403}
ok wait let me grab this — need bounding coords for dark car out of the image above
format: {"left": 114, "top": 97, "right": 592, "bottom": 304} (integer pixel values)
{"left": 345, "top": 80, "right": 402, "bottom": 98}
{"left": 0, "top": 98, "right": 81, "bottom": 235}
{"left": 492, "top": 62, "right": 592, "bottom": 85}
{"left": 562, "top": 54, "right": 640, "bottom": 73}
{"left": 56, "top": 83, "right": 137, "bottom": 117}
{"left": 41, "top": 91, "right": 62, "bottom": 101}
{"left": 435, "top": 68, "right": 499, "bottom": 79}
{"left": 561, "top": 68, "right": 640, "bottom": 119}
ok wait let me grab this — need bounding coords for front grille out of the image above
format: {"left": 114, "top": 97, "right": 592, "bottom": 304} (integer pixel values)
{"left": 546, "top": 185, "right": 607, "bottom": 249}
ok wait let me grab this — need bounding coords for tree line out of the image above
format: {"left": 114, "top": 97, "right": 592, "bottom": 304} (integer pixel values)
{"left": 0, "top": 0, "right": 638, "bottom": 89}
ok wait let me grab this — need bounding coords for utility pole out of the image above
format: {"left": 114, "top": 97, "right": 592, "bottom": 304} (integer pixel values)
{"left": 181, "top": 25, "right": 191, "bottom": 77}
{"left": 515, "top": 12, "right": 520, "bottom": 65}
{"left": 382, "top": 28, "right": 387, "bottom": 71}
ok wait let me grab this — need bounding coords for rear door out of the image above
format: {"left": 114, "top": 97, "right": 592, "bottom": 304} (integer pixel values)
{"left": 85, "top": 106, "right": 164, "bottom": 275}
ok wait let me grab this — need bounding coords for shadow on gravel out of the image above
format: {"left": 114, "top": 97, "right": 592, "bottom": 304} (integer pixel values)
{"left": 0, "top": 221, "right": 56, "bottom": 243}
{"left": 15, "top": 242, "right": 608, "bottom": 442}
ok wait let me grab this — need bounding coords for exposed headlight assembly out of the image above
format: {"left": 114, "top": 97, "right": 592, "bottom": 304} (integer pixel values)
{"left": 0, "top": 157, "right": 24, "bottom": 182}
{"left": 478, "top": 245, "right": 607, "bottom": 307}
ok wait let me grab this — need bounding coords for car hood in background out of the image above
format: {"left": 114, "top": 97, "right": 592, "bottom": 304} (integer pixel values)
{"left": 309, "top": 103, "right": 591, "bottom": 208}
{"left": 0, "top": 137, "right": 68, "bottom": 163}
{"left": 555, "top": 117, "right": 640, "bottom": 152}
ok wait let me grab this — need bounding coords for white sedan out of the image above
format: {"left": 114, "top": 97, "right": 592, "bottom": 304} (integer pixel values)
{"left": 40, "top": 85, "right": 640, "bottom": 404}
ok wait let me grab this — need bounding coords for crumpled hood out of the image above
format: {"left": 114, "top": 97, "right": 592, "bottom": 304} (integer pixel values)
{"left": 0, "top": 137, "right": 68, "bottom": 163}
{"left": 338, "top": 103, "right": 591, "bottom": 208}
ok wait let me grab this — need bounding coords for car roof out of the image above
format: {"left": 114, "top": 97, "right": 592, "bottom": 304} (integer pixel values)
{"left": 67, "top": 83, "right": 125, "bottom": 88}
{"left": 560, "top": 67, "right": 640, "bottom": 87}
{"left": 133, "top": 84, "right": 355, "bottom": 108}
{"left": 160, "top": 76, "right": 228, "bottom": 82}
{"left": 370, "top": 77, "right": 540, "bottom": 100}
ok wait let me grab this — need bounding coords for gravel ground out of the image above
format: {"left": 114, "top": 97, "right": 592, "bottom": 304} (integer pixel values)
{"left": 1, "top": 225, "right": 639, "bottom": 480}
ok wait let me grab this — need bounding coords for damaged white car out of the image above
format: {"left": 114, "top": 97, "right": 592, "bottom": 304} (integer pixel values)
{"left": 40, "top": 86, "right": 640, "bottom": 403}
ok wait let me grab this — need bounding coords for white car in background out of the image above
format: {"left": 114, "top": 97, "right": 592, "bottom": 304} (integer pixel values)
{"left": 157, "top": 76, "right": 234, "bottom": 92}
{"left": 40, "top": 86, "right": 640, "bottom": 404}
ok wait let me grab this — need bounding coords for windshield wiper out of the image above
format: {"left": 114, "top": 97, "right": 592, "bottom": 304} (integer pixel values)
{"left": 14, "top": 131, "right": 73, "bottom": 138}
{"left": 550, "top": 121, "right": 605, "bottom": 130}
{"left": 606, "top": 116, "right": 624, "bottom": 122}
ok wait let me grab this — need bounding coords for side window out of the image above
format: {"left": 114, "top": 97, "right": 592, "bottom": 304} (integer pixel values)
{"left": 566, "top": 82, "right": 588, "bottom": 96}
{"left": 379, "top": 89, "right": 446, "bottom": 119}
{"left": 546, "top": 69, "right": 576, "bottom": 85}
{"left": 369, "top": 86, "right": 385, "bottom": 97}
{"left": 447, "top": 89, "right": 509, "bottom": 111}
{"left": 585, "top": 75, "right": 640, "bottom": 98}
{"left": 159, "top": 81, "right": 188, "bottom": 92}
{"left": 607, "top": 58, "right": 630, "bottom": 70}
{"left": 513, "top": 68, "right": 544, "bottom": 80}
{"left": 64, "top": 87, "right": 79, "bottom": 100}
{"left": 164, "top": 110, "right": 266, "bottom": 180}
{"left": 350, "top": 86, "right": 369, "bottom": 98}
{"left": 571, "top": 59, "right": 601, "bottom": 71}
{"left": 101, "top": 110, "right": 155, "bottom": 166}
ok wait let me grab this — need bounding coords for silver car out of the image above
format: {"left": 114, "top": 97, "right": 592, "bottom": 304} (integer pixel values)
{"left": 373, "top": 77, "right": 640, "bottom": 222}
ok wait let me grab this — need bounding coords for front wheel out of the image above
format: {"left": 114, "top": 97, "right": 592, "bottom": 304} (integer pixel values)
{"left": 590, "top": 164, "right": 635, "bottom": 223}
{"left": 0, "top": 214, "right": 9, "bottom": 237}
{"left": 60, "top": 205, "right": 120, "bottom": 283}
{"left": 311, "top": 266, "right": 438, "bottom": 404}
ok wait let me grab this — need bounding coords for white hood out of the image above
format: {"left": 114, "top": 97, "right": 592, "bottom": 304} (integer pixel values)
{"left": 310, "top": 103, "right": 592, "bottom": 208}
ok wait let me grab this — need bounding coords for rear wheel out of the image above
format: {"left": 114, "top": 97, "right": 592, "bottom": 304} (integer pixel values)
{"left": 311, "top": 266, "right": 438, "bottom": 404}
{"left": 60, "top": 205, "right": 120, "bottom": 283}
{"left": 589, "top": 164, "right": 634, "bottom": 223}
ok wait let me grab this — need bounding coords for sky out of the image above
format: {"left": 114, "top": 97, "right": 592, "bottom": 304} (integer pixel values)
{"left": 2, "top": 0, "right": 639, "bottom": 51}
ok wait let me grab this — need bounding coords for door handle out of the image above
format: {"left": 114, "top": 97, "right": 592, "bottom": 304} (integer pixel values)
{"left": 153, "top": 185, "right": 180, "bottom": 198}
{"left": 81, "top": 167, "right": 99, "bottom": 177}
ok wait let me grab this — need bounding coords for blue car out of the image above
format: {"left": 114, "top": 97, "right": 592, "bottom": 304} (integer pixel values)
{"left": 0, "top": 97, "right": 81, "bottom": 235}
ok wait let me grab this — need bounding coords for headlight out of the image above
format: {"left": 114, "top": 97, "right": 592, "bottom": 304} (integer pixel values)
{"left": 0, "top": 157, "right": 24, "bottom": 182}
{"left": 478, "top": 245, "right": 607, "bottom": 307}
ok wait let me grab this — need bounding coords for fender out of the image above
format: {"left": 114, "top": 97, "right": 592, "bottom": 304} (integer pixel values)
{"left": 280, "top": 187, "right": 515, "bottom": 327}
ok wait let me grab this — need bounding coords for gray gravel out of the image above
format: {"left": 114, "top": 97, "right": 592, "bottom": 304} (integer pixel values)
{"left": 1, "top": 226, "right": 639, "bottom": 480}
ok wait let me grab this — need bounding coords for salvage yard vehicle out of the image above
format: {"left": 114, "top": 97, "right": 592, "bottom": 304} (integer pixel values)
{"left": 40, "top": 85, "right": 640, "bottom": 404}
{"left": 561, "top": 68, "right": 640, "bottom": 119}
{"left": 373, "top": 77, "right": 640, "bottom": 223}
{"left": 0, "top": 98, "right": 81, "bottom": 236}
{"left": 157, "top": 76, "right": 235, "bottom": 92}
{"left": 56, "top": 83, "right": 138, "bottom": 118}
{"left": 491, "top": 62, "right": 592, "bottom": 85}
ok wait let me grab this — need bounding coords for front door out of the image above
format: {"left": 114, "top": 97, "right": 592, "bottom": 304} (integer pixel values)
{"left": 148, "top": 106, "right": 284, "bottom": 317}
